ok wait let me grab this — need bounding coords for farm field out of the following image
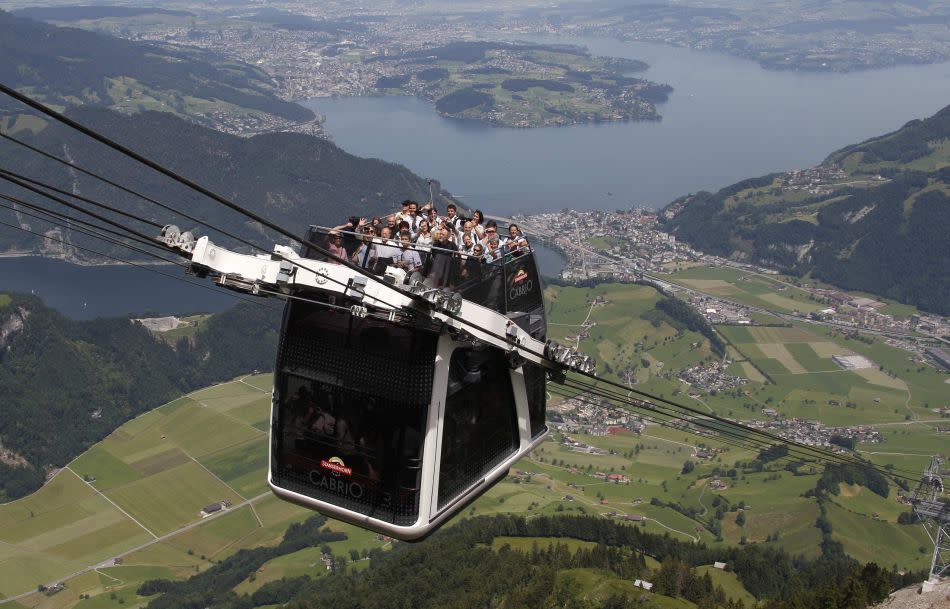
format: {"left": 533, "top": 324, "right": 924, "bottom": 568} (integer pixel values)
{"left": 666, "top": 266, "right": 822, "bottom": 315}
{"left": 541, "top": 281, "right": 942, "bottom": 570}
{"left": 0, "top": 373, "right": 302, "bottom": 606}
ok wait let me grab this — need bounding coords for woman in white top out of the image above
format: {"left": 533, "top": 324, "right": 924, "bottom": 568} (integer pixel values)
{"left": 471, "top": 209, "right": 485, "bottom": 232}
{"left": 413, "top": 219, "right": 433, "bottom": 251}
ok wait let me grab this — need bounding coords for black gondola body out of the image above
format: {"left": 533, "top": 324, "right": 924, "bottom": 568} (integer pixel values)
{"left": 269, "top": 228, "right": 551, "bottom": 539}
{"left": 160, "top": 223, "right": 592, "bottom": 541}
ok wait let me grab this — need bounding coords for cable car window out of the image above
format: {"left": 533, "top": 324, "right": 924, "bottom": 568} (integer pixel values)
{"left": 437, "top": 347, "right": 519, "bottom": 510}
{"left": 523, "top": 362, "right": 547, "bottom": 438}
{"left": 272, "top": 303, "right": 437, "bottom": 525}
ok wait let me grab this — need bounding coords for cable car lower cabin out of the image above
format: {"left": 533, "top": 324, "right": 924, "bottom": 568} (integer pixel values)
{"left": 269, "top": 247, "right": 550, "bottom": 541}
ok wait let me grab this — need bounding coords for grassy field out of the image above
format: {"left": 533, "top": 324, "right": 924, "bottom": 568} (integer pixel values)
{"left": 825, "top": 501, "right": 930, "bottom": 569}
{"left": 0, "top": 374, "right": 298, "bottom": 603}
{"left": 557, "top": 567, "right": 698, "bottom": 609}
{"left": 666, "top": 266, "right": 821, "bottom": 315}
{"left": 545, "top": 283, "right": 712, "bottom": 388}
{"left": 541, "top": 281, "right": 942, "bottom": 571}
{"left": 696, "top": 566, "right": 756, "bottom": 606}
{"left": 716, "top": 321, "right": 922, "bottom": 426}
{"left": 0, "top": 468, "right": 153, "bottom": 598}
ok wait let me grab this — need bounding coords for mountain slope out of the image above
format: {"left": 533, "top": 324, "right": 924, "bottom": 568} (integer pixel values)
{"left": 660, "top": 105, "right": 950, "bottom": 314}
{"left": 0, "top": 107, "right": 455, "bottom": 260}
{"left": 0, "top": 9, "right": 312, "bottom": 130}
{"left": 0, "top": 293, "right": 281, "bottom": 501}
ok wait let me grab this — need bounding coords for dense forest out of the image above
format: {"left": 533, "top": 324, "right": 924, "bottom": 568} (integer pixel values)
{"left": 138, "top": 514, "right": 914, "bottom": 609}
{"left": 0, "top": 107, "right": 456, "bottom": 260}
{"left": 660, "top": 105, "right": 950, "bottom": 314}
{"left": 0, "top": 10, "right": 311, "bottom": 122}
{"left": 0, "top": 293, "right": 281, "bottom": 500}
{"left": 435, "top": 87, "right": 494, "bottom": 114}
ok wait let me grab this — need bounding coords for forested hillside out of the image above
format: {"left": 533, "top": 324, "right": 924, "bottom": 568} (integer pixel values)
{"left": 0, "top": 10, "right": 310, "bottom": 125}
{"left": 0, "top": 293, "right": 281, "bottom": 501}
{"left": 661, "top": 105, "right": 950, "bottom": 314}
{"left": 0, "top": 107, "right": 456, "bottom": 260}
{"left": 137, "top": 514, "right": 914, "bottom": 609}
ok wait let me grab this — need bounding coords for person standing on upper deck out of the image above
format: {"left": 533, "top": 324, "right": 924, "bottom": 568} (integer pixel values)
{"left": 429, "top": 228, "right": 458, "bottom": 287}
{"left": 413, "top": 219, "right": 433, "bottom": 251}
{"left": 502, "top": 223, "right": 528, "bottom": 256}
{"left": 395, "top": 200, "right": 413, "bottom": 225}
{"left": 444, "top": 203, "right": 463, "bottom": 232}
{"left": 395, "top": 231, "right": 423, "bottom": 274}
{"left": 351, "top": 225, "right": 378, "bottom": 270}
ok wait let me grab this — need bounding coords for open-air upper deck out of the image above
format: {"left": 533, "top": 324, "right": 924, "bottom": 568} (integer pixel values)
{"left": 302, "top": 224, "right": 545, "bottom": 337}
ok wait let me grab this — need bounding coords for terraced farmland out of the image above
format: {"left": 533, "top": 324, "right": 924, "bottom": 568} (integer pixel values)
{"left": 0, "top": 374, "right": 305, "bottom": 603}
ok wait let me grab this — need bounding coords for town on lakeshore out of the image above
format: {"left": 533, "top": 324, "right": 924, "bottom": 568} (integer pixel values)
{"left": 517, "top": 204, "right": 948, "bottom": 349}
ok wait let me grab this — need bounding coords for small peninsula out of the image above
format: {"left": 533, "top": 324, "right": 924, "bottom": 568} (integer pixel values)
{"left": 369, "top": 42, "right": 672, "bottom": 128}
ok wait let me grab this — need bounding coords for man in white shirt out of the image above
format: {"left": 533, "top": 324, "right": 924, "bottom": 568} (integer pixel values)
{"left": 394, "top": 231, "right": 423, "bottom": 273}
{"left": 375, "top": 226, "right": 401, "bottom": 262}
{"left": 501, "top": 223, "right": 528, "bottom": 255}
{"left": 444, "top": 203, "right": 463, "bottom": 232}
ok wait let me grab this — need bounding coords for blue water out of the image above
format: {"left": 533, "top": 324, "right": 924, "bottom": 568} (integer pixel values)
{"left": 305, "top": 36, "right": 950, "bottom": 213}
{"left": 0, "top": 257, "right": 240, "bottom": 320}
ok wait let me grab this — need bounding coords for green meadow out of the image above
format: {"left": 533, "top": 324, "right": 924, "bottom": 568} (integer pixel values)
{"left": 666, "top": 266, "right": 822, "bottom": 315}
{"left": 541, "top": 282, "right": 942, "bottom": 572}
{"left": 0, "top": 374, "right": 303, "bottom": 604}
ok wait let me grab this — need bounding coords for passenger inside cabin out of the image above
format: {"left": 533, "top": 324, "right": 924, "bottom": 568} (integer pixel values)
{"left": 461, "top": 220, "right": 476, "bottom": 244}
{"left": 395, "top": 200, "right": 412, "bottom": 225}
{"left": 426, "top": 206, "right": 440, "bottom": 230}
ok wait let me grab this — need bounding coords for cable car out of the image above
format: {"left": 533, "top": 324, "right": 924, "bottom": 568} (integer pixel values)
{"left": 159, "top": 223, "right": 594, "bottom": 540}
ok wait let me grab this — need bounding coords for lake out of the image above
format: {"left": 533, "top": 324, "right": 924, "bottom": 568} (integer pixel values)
{"left": 304, "top": 36, "right": 950, "bottom": 213}
{"left": 0, "top": 257, "right": 242, "bottom": 320}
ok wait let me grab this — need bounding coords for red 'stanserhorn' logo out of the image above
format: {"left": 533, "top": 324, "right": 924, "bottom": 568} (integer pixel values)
{"left": 513, "top": 269, "right": 529, "bottom": 284}
{"left": 320, "top": 457, "right": 352, "bottom": 477}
